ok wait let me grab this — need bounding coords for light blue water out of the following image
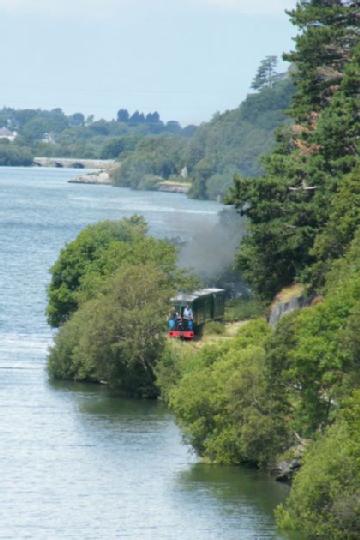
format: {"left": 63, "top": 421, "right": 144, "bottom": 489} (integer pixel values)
{"left": 0, "top": 167, "right": 289, "bottom": 539}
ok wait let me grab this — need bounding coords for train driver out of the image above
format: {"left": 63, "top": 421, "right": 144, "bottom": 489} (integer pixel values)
{"left": 183, "top": 304, "right": 193, "bottom": 330}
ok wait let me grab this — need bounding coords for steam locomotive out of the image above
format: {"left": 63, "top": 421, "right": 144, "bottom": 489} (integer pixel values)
{"left": 168, "top": 288, "right": 225, "bottom": 340}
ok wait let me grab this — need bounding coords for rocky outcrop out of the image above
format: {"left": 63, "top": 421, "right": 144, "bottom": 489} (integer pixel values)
{"left": 68, "top": 171, "right": 112, "bottom": 185}
{"left": 157, "top": 181, "right": 191, "bottom": 194}
{"left": 268, "top": 284, "right": 308, "bottom": 327}
{"left": 273, "top": 458, "right": 302, "bottom": 483}
{"left": 273, "top": 434, "right": 312, "bottom": 483}
{"left": 268, "top": 285, "right": 324, "bottom": 326}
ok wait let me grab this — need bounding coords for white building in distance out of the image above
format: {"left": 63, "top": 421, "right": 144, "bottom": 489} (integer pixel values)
{"left": 0, "top": 127, "right": 18, "bottom": 142}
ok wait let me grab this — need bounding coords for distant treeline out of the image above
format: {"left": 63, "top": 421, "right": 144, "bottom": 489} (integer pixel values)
{"left": 0, "top": 106, "right": 194, "bottom": 166}
{"left": 112, "top": 59, "right": 293, "bottom": 199}
{"left": 0, "top": 56, "right": 292, "bottom": 200}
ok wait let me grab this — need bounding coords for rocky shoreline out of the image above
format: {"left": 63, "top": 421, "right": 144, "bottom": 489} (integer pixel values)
{"left": 157, "top": 181, "right": 191, "bottom": 194}
{"left": 69, "top": 173, "right": 191, "bottom": 194}
{"left": 68, "top": 170, "right": 112, "bottom": 185}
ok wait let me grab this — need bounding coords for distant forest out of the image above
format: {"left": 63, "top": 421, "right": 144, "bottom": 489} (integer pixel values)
{"left": 0, "top": 56, "right": 292, "bottom": 199}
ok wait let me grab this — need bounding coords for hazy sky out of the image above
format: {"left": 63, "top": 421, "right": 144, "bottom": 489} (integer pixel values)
{"left": 0, "top": 0, "right": 296, "bottom": 124}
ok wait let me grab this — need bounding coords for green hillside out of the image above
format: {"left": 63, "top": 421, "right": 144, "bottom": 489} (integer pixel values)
{"left": 113, "top": 67, "right": 293, "bottom": 200}
{"left": 188, "top": 75, "right": 293, "bottom": 199}
{"left": 0, "top": 107, "right": 194, "bottom": 166}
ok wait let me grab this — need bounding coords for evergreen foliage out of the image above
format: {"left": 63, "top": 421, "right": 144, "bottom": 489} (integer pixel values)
{"left": 251, "top": 55, "right": 281, "bottom": 90}
{"left": 111, "top": 62, "right": 293, "bottom": 199}
{"left": 228, "top": 2, "right": 360, "bottom": 299}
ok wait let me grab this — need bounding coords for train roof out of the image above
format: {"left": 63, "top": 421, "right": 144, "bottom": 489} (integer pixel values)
{"left": 171, "top": 288, "right": 225, "bottom": 303}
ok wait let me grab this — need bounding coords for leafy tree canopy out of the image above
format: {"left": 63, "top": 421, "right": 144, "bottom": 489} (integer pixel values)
{"left": 157, "top": 320, "right": 290, "bottom": 466}
{"left": 47, "top": 216, "right": 149, "bottom": 326}
{"left": 48, "top": 264, "right": 172, "bottom": 397}
{"left": 277, "top": 390, "right": 360, "bottom": 539}
{"left": 228, "top": 4, "right": 360, "bottom": 299}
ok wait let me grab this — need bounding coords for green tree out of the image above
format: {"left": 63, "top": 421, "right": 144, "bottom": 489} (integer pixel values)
{"left": 47, "top": 217, "right": 149, "bottom": 327}
{"left": 100, "top": 137, "right": 125, "bottom": 159}
{"left": 228, "top": 1, "right": 360, "bottom": 299}
{"left": 310, "top": 161, "right": 360, "bottom": 286}
{"left": 284, "top": 0, "right": 359, "bottom": 121}
{"left": 163, "top": 320, "right": 290, "bottom": 465}
{"left": 266, "top": 241, "right": 360, "bottom": 438}
{"left": 0, "top": 141, "right": 33, "bottom": 166}
{"left": 277, "top": 390, "right": 360, "bottom": 539}
{"left": 251, "top": 55, "right": 279, "bottom": 90}
{"left": 69, "top": 113, "right": 85, "bottom": 127}
{"left": 117, "top": 109, "right": 129, "bottom": 122}
{"left": 48, "top": 264, "right": 171, "bottom": 397}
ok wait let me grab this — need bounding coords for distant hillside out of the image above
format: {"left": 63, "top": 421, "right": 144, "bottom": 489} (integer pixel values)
{"left": 112, "top": 74, "right": 293, "bottom": 199}
{"left": 188, "top": 76, "right": 293, "bottom": 198}
{"left": 0, "top": 62, "right": 293, "bottom": 199}
{"left": 0, "top": 107, "right": 195, "bottom": 166}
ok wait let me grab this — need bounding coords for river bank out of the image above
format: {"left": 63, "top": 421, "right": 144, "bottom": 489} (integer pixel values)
{"left": 69, "top": 171, "right": 192, "bottom": 194}
{"left": 0, "top": 167, "right": 289, "bottom": 539}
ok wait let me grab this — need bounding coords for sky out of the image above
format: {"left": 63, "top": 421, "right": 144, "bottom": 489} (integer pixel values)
{"left": 0, "top": 0, "right": 297, "bottom": 125}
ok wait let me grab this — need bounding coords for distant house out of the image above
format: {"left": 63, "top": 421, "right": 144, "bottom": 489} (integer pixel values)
{"left": 40, "top": 132, "right": 55, "bottom": 144}
{"left": 0, "top": 127, "right": 18, "bottom": 142}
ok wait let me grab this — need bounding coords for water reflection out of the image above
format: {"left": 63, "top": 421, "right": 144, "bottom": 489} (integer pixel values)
{"left": 178, "top": 463, "right": 289, "bottom": 518}
{"left": 48, "top": 380, "right": 291, "bottom": 539}
{"left": 0, "top": 168, "right": 292, "bottom": 538}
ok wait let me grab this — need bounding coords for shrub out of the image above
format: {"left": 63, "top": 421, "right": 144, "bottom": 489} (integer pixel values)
{"left": 277, "top": 390, "right": 360, "bottom": 539}
{"left": 204, "top": 321, "right": 225, "bottom": 336}
{"left": 167, "top": 320, "right": 290, "bottom": 465}
{"left": 224, "top": 296, "right": 265, "bottom": 322}
{"left": 48, "top": 264, "right": 171, "bottom": 397}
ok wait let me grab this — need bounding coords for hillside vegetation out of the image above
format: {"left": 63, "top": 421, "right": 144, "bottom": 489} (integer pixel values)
{"left": 47, "top": 216, "right": 197, "bottom": 397}
{"left": 0, "top": 107, "right": 194, "bottom": 166}
{"left": 155, "top": 2, "right": 360, "bottom": 538}
{"left": 1, "top": 60, "right": 292, "bottom": 202}
{"left": 112, "top": 68, "right": 293, "bottom": 200}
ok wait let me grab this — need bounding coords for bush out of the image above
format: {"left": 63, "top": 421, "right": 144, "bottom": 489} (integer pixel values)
{"left": 277, "top": 390, "right": 360, "bottom": 539}
{"left": 48, "top": 264, "right": 171, "bottom": 397}
{"left": 137, "top": 174, "right": 162, "bottom": 190}
{"left": 204, "top": 321, "right": 225, "bottom": 336}
{"left": 164, "top": 320, "right": 290, "bottom": 465}
{"left": 224, "top": 296, "right": 265, "bottom": 321}
{"left": 267, "top": 271, "right": 360, "bottom": 437}
{"left": 47, "top": 216, "right": 179, "bottom": 327}
{"left": 0, "top": 142, "right": 33, "bottom": 166}
{"left": 155, "top": 341, "right": 193, "bottom": 403}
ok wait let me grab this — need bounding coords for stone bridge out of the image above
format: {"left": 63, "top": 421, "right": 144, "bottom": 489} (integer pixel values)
{"left": 33, "top": 157, "right": 116, "bottom": 170}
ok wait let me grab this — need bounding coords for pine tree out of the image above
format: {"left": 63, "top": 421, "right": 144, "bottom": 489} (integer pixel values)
{"left": 285, "top": 0, "right": 360, "bottom": 121}
{"left": 251, "top": 56, "right": 279, "bottom": 90}
{"left": 229, "top": 0, "right": 360, "bottom": 299}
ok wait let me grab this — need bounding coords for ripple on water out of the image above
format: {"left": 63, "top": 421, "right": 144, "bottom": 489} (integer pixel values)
{"left": 0, "top": 168, "right": 289, "bottom": 539}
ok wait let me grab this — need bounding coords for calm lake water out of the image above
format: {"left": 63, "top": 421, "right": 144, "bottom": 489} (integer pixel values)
{"left": 0, "top": 167, "right": 289, "bottom": 539}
